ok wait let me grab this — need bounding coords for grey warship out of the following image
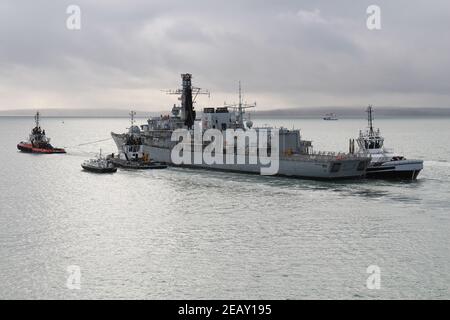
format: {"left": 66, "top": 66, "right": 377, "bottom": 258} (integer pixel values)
{"left": 112, "top": 74, "right": 370, "bottom": 180}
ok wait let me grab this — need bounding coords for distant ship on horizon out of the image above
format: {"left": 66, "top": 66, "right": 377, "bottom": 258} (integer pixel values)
{"left": 323, "top": 113, "right": 338, "bottom": 121}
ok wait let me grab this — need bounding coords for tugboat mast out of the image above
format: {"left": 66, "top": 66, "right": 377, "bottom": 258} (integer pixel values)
{"left": 367, "top": 105, "right": 374, "bottom": 135}
{"left": 35, "top": 111, "right": 40, "bottom": 128}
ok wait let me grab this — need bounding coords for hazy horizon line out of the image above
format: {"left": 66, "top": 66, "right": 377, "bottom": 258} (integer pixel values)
{"left": 1, "top": 106, "right": 450, "bottom": 118}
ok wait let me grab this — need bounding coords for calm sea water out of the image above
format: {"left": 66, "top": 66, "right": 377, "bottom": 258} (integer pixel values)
{"left": 0, "top": 116, "right": 449, "bottom": 299}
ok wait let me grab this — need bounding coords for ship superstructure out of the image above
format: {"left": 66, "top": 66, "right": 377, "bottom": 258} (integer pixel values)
{"left": 114, "top": 111, "right": 145, "bottom": 161}
{"left": 112, "top": 74, "right": 370, "bottom": 180}
{"left": 109, "top": 111, "right": 167, "bottom": 169}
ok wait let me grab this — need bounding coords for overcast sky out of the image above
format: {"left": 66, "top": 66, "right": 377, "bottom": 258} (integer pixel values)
{"left": 1, "top": 0, "right": 450, "bottom": 111}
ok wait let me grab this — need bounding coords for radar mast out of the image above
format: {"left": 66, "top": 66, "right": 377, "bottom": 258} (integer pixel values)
{"left": 163, "top": 74, "right": 209, "bottom": 129}
{"left": 130, "top": 110, "right": 136, "bottom": 127}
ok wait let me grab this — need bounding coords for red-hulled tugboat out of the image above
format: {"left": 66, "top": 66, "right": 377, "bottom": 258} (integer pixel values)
{"left": 17, "top": 111, "right": 66, "bottom": 154}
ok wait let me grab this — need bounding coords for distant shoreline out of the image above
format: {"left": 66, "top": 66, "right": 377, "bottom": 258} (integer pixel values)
{"left": 1, "top": 107, "right": 450, "bottom": 118}
{"left": 0, "top": 115, "right": 150, "bottom": 119}
{"left": 1, "top": 115, "right": 449, "bottom": 120}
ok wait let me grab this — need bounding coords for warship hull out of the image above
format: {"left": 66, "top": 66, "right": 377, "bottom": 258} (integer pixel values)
{"left": 112, "top": 133, "right": 368, "bottom": 180}
{"left": 144, "top": 145, "right": 368, "bottom": 180}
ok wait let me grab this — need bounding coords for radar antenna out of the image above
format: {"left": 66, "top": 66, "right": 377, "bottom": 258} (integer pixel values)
{"left": 223, "top": 81, "right": 256, "bottom": 127}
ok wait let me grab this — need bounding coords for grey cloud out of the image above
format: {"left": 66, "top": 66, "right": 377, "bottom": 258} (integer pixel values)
{"left": 1, "top": 0, "right": 450, "bottom": 110}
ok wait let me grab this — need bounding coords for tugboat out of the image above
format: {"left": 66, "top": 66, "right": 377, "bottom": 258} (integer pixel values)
{"left": 352, "top": 105, "right": 423, "bottom": 180}
{"left": 17, "top": 111, "right": 66, "bottom": 154}
{"left": 109, "top": 111, "right": 167, "bottom": 170}
{"left": 81, "top": 149, "right": 117, "bottom": 173}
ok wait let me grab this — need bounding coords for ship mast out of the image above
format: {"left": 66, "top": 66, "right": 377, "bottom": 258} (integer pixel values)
{"left": 367, "top": 105, "right": 374, "bottom": 135}
{"left": 35, "top": 111, "right": 40, "bottom": 128}
{"left": 129, "top": 110, "right": 136, "bottom": 127}
{"left": 238, "top": 81, "right": 243, "bottom": 127}
{"left": 163, "top": 74, "right": 209, "bottom": 129}
{"left": 182, "top": 74, "right": 195, "bottom": 129}
{"left": 222, "top": 81, "right": 256, "bottom": 128}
